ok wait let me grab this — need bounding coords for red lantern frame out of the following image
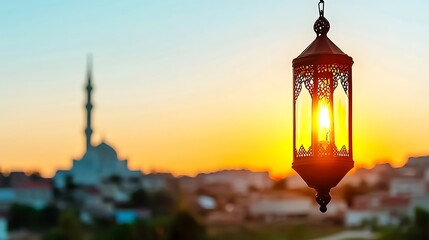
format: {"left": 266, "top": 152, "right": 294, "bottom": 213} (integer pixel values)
{"left": 292, "top": 1, "right": 354, "bottom": 212}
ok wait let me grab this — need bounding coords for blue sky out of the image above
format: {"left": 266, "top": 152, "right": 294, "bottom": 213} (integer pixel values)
{"left": 0, "top": 1, "right": 428, "bottom": 176}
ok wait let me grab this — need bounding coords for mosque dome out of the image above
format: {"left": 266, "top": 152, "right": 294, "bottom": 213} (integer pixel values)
{"left": 94, "top": 142, "right": 118, "bottom": 160}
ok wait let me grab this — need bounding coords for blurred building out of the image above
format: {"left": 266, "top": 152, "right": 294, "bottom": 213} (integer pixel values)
{"left": 286, "top": 174, "right": 308, "bottom": 189}
{"left": 248, "top": 192, "right": 312, "bottom": 221}
{"left": 0, "top": 173, "right": 53, "bottom": 210}
{"left": 13, "top": 182, "right": 53, "bottom": 209}
{"left": 197, "top": 170, "right": 272, "bottom": 194}
{"left": 342, "top": 157, "right": 429, "bottom": 227}
{"left": 390, "top": 177, "right": 426, "bottom": 196}
{"left": 345, "top": 193, "right": 409, "bottom": 227}
{"left": 141, "top": 173, "right": 175, "bottom": 192}
{"left": 54, "top": 59, "right": 140, "bottom": 189}
{"left": 177, "top": 176, "right": 199, "bottom": 193}
{"left": 341, "top": 164, "right": 394, "bottom": 188}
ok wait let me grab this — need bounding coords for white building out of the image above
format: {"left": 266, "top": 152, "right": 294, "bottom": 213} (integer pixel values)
{"left": 407, "top": 196, "right": 429, "bottom": 217}
{"left": 197, "top": 170, "right": 272, "bottom": 194}
{"left": 345, "top": 210, "right": 394, "bottom": 227}
{"left": 340, "top": 164, "right": 393, "bottom": 187}
{"left": 248, "top": 192, "right": 312, "bottom": 220}
{"left": 345, "top": 193, "right": 409, "bottom": 227}
{"left": 54, "top": 59, "right": 140, "bottom": 188}
{"left": 0, "top": 183, "right": 53, "bottom": 210}
{"left": 14, "top": 183, "right": 53, "bottom": 209}
{"left": 390, "top": 177, "right": 426, "bottom": 196}
{"left": 141, "top": 173, "right": 174, "bottom": 192}
{"left": 99, "top": 182, "right": 130, "bottom": 203}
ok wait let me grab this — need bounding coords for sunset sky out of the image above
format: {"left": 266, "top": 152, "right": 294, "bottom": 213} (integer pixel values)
{"left": 0, "top": 1, "right": 428, "bottom": 178}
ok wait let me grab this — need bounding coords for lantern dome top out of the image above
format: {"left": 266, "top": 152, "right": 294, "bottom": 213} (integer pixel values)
{"left": 295, "top": 32, "right": 348, "bottom": 60}
{"left": 293, "top": 1, "right": 353, "bottom": 67}
{"left": 293, "top": 17, "right": 353, "bottom": 66}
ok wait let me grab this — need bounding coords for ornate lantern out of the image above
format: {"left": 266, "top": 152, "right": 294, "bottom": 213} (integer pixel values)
{"left": 292, "top": 0, "right": 354, "bottom": 212}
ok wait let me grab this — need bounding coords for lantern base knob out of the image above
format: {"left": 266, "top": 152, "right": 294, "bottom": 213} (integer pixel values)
{"left": 315, "top": 190, "right": 331, "bottom": 213}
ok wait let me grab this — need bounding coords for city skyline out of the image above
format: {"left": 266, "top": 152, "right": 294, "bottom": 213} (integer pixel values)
{"left": 1, "top": 1, "right": 429, "bottom": 178}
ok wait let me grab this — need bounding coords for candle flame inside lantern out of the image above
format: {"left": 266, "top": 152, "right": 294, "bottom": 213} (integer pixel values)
{"left": 319, "top": 105, "right": 330, "bottom": 135}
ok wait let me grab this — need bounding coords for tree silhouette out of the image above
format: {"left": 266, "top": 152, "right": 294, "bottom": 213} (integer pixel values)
{"left": 168, "top": 211, "right": 206, "bottom": 240}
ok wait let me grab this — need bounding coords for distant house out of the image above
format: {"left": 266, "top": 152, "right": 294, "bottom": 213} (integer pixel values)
{"left": 405, "top": 156, "right": 429, "bottom": 168}
{"left": 197, "top": 170, "right": 273, "bottom": 194}
{"left": 99, "top": 182, "right": 129, "bottom": 203}
{"left": 248, "top": 192, "right": 312, "bottom": 221}
{"left": 0, "top": 185, "right": 52, "bottom": 210}
{"left": 346, "top": 210, "right": 393, "bottom": 227}
{"left": 341, "top": 164, "right": 394, "bottom": 187}
{"left": 14, "top": 182, "right": 53, "bottom": 209}
{"left": 345, "top": 193, "right": 410, "bottom": 227}
{"left": 177, "top": 176, "right": 199, "bottom": 193}
{"left": 0, "top": 173, "right": 53, "bottom": 210}
{"left": 74, "top": 186, "right": 113, "bottom": 217}
{"left": 8, "top": 172, "right": 30, "bottom": 187}
{"left": 390, "top": 177, "right": 426, "bottom": 197}
{"left": 141, "top": 173, "right": 174, "bottom": 192}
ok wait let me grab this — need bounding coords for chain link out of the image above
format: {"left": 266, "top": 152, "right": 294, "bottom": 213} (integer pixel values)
{"left": 318, "top": 0, "right": 325, "bottom": 17}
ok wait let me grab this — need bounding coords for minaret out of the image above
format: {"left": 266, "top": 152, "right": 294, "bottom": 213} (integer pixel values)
{"left": 84, "top": 55, "right": 94, "bottom": 151}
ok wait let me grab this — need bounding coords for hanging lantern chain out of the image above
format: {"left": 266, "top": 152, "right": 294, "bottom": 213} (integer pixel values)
{"left": 318, "top": 0, "right": 325, "bottom": 17}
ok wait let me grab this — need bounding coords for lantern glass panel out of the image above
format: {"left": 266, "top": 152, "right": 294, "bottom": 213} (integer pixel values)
{"left": 295, "top": 82, "right": 312, "bottom": 151}
{"left": 317, "top": 97, "right": 331, "bottom": 149}
{"left": 334, "top": 79, "right": 349, "bottom": 152}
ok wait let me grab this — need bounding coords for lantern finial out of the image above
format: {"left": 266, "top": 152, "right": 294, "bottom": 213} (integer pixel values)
{"left": 316, "top": 190, "right": 331, "bottom": 213}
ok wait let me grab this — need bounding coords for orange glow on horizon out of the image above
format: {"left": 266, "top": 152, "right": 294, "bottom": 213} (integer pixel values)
{"left": 1, "top": 3, "right": 429, "bottom": 180}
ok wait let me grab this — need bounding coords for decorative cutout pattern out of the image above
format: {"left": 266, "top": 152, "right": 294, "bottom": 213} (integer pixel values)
{"left": 295, "top": 144, "right": 349, "bottom": 158}
{"left": 317, "top": 64, "right": 350, "bottom": 96}
{"left": 294, "top": 65, "right": 314, "bottom": 100}
{"left": 318, "top": 78, "right": 331, "bottom": 102}
{"left": 294, "top": 64, "right": 349, "bottom": 99}
{"left": 337, "top": 145, "right": 349, "bottom": 157}
{"left": 296, "top": 145, "right": 312, "bottom": 157}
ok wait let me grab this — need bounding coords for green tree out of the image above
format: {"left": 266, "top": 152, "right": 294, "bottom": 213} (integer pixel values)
{"left": 168, "top": 211, "right": 206, "bottom": 240}
{"left": 8, "top": 204, "right": 41, "bottom": 230}
{"left": 41, "top": 205, "right": 61, "bottom": 228}
{"left": 408, "top": 207, "right": 429, "bottom": 240}
{"left": 150, "top": 191, "right": 176, "bottom": 216}
{"left": 42, "top": 210, "right": 83, "bottom": 240}
{"left": 92, "top": 220, "right": 167, "bottom": 240}
{"left": 377, "top": 207, "right": 429, "bottom": 240}
{"left": 130, "top": 189, "right": 150, "bottom": 208}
